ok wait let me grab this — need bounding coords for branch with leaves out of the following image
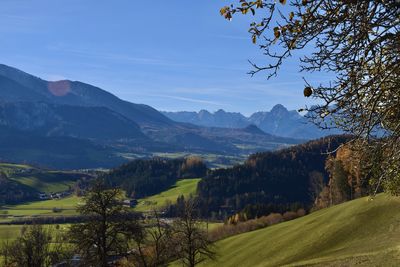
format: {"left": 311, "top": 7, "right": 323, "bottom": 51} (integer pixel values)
{"left": 221, "top": 0, "right": 400, "bottom": 194}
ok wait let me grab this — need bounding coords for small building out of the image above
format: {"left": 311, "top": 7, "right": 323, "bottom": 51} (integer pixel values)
{"left": 39, "top": 193, "right": 49, "bottom": 200}
{"left": 122, "top": 199, "right": 138, "bottom": 208}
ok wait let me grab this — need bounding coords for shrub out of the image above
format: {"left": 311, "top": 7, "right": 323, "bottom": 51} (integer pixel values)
{"left": 283, "top": 211, "right": 298, "bottom": 221}
{"left": 52, "top": 207, "right": 63, "bottom": 213}
{"left": 209, "top": 209, "right": 305, "bottom": 241}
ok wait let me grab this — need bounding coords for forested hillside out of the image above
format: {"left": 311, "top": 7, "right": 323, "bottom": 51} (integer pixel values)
{"left": 0, "top": 172, "right": 37, "bottom": 204}
{"left": 105, "top": 157, "right": 207, "bottom": 198}
{"left": 196, "top": 135, "right": 351, "bottom": 218}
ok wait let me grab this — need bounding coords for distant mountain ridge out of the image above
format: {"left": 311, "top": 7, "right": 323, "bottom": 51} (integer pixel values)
{"left": 164, "top": 109, "right": 249, "bottom": 129}
{"left": 163, "top": 104, "right": 340, "bottom": 139}
{"left": 0, "top": 64, "right": 172, "bottom": 127}
{"left": 0, "top": 64, "right": 301, "bottom": 169}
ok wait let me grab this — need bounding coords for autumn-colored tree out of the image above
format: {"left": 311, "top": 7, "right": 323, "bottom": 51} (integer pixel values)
{"left": 335, "top": 145, "right": 369, "bottom": 198}
{"left": 220, "top": 0, "right": 400, "bottom": 194}
{"left": 314, "top": 144, "right": 371, "bottom": 208}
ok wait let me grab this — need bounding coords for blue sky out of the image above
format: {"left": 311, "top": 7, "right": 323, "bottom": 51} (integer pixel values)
{"left": 0, "top": 0, "right": 331, "bottom": 115}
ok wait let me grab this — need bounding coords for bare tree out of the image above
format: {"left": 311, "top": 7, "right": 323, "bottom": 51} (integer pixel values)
{"left": 147, "top": 210, "right": 173, "bottom": 266}
{"left": 130, "top": 223, "right": 149, "bottom": 267}
{"left": 220, "top": 0, "right": 400, "bottom": 193}
{"left": 173, "top": 199, "right": 215, "bottom": 267}
{"left": 69, "top": 180, "right": 141, "bottom": 267}
{"left": 131, "top": 210, "right": 173, "bottom": 267}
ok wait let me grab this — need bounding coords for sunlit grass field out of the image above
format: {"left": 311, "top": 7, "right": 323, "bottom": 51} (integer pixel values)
{"left": 0, "top": 225, "right": 23, "bottom": 242}
{"left": 0, "top": 178, "right": 200, "bottom": 221}
{"left": 134, "top": 178, "right": 201, "bottom": 212}
{"left": 9, "top": 173, "right": 76, "bottom": 193}
{"left": 0, "top": 195, "right": 81, "bottom": 219}
{"left": 192, "top": 194, "right": 400, "bottom": 267}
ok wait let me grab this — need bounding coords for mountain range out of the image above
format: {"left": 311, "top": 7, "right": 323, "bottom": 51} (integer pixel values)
{"left": 163, "top": 104, "right": 340, "bottom": 139}
{"left": 0, "top": 64, "right": 301, "bottom": 169}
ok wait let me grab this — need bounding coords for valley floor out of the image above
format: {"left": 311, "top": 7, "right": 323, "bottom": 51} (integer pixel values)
{"left": 0, "top": 178, "right": 201, "bottom": 241}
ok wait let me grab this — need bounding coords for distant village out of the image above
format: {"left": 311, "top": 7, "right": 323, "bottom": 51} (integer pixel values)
{"left": 38, "top": 191, "right": 71, "bottom": 201}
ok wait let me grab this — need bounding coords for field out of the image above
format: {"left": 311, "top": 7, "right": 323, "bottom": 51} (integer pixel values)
{"left": 0, "top": 176, "right": 200, "bottom": 224}
{"left": 9, "top": 171, "right": 77, "bottom": 193}
{"left": 195, "top": 194, "right": 400, "bottom": 267}
{"left": 0, "top": 163, "right": 84, "bottom": 224}
{"left": 0, "top": 196, "right": 81, "bottom": 244}
{"left": 4, "top": 179, "right": 399, "bottom": 266}
{"left": 0, "top": 225, "right": 24, "bottom": 241}
{"left": 0, "top": 163, "right": 86, "bottom": 193}
{"left": 0, "top": 195, "right": 81, "bottom": 219}
{"left": 134, "top": 178, "right": 201, "bottom": 212}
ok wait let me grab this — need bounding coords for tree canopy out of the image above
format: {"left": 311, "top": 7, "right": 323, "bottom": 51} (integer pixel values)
{"left": 220, "top": 0, "right": 400, "bottom": 193}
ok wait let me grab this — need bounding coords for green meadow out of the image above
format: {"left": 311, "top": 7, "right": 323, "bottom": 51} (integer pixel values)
{"left": 0, "top": 195, "right": 81, "bottom": 219}
{"left": 134, "top": 178, "right": 201, "bottom": 212}
{"left": 195, "top": 194, "right": 400, "bottom": 267}
{"left": 0, "top": 225, "right": 24, "bottom": 242}
{"left": 9, "top": 172, "right": 76, "bottom": 193}
{"left": 1, "top": 178, "right": 200, "bottom": 224}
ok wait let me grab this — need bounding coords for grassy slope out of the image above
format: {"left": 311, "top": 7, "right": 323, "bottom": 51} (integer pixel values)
{"left": 0, "top": 163, "right": 82, "bottom": 220}
{"left": 135, "top": 179, "right": 201, "bottom": 212}
{"left": 0, "top": 163, "right": 31, "bottom": 170}
{"left": 200, "top": 194, "right": 400, "bottom": 267}
{"left": 0, "top": 163, "right": 81, "bottom": 193}
{"left": 10, "top": 172, "right": 76, "bottom": 193}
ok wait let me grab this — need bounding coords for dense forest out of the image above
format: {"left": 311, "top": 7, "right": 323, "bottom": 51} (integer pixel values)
{"left": 104, "top": 157, "right": 207, "bottom": 198}
{"left": 195, "top": 135, "right": 351, "bottom": 218}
